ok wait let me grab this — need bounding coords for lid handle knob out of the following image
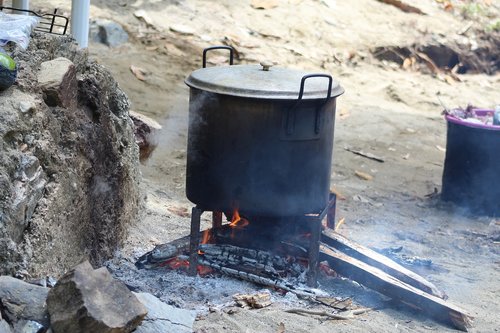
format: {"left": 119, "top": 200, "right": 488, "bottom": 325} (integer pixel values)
{"left": 260, "top": 61, "right": 274, "bottom": 71}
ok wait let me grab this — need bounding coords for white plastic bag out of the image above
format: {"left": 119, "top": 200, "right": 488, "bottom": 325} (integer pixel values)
{"left": 0, "top": 12, "right": 39, "bottom": 49}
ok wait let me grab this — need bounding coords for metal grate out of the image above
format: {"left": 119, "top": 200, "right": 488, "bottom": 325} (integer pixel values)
{"left": 0, "top": 6, "right": 69, "bottom": 35}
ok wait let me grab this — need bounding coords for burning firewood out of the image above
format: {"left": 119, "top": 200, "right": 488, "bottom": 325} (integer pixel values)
{"left": 135, "top": 225, "right": 232, "bottom": 269}
{"left": 136, "top": 226, "right": 472, "bottom": 331}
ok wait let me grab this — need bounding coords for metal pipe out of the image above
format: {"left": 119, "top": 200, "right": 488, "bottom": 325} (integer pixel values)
{"left": 70, "top": 0, "right": 90, "bottom": 48}
{"left": 12, "top": 0, "right": 29, "bottom": 14}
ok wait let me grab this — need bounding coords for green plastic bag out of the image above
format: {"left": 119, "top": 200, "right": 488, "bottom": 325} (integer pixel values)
{"left": 0, "top": 50, "right": 17, "bottom": 90}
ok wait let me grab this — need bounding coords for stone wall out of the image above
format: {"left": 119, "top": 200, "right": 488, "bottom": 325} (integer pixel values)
{"left": 0, "top": 33, "right": 140, "bottom": 276}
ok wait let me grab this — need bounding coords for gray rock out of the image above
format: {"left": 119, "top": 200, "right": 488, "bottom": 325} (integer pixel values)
{"left": 0, "top": 276, "right": 49, "bottom": 326}
{"left": 12, "top": 320, "right": 44, "bottom": 333}
{"left": 37, "top": 57, "right": 77, "bottom": 108}
{"left": 46, "top": 261, "right": 147, "bottom": 333}
{"left": 8, "top": 154, "right": 46, "bottom": 242}
{"left": 90, "top": 20, "right": 128, "bottom": 47}
{"left": 0, "top": 319, "right": 13, "bottom": 333}
{"left": 133, "top": 292, "right": 196, "bottom": 333}
{"left": 18, "top": 101, "right": 36, "bottom": 113}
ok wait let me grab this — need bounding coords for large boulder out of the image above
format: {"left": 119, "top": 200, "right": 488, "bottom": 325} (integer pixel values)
{"left": 0, "top": 33, "right": 141, "bottom": 277}
{"left": 46, "top": 261, "right": 147, "bottom": 333}
{"left": 90, "top": 19, "right": 129, "bottom": 47}
{"left": 0, "top": 276, "right": 49, "bottom": 326}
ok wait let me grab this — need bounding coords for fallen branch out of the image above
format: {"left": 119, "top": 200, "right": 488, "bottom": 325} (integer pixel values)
{"left": 320, "top": 244, "right": 473, "bottom": 331}
{"left": 376, "top": 0, "right": 425, "bottom": 15}
{"left": 285, "top": 307, "right": 373, "bottom": 320}
{"left": 345, "top": 147, "right": 385, "bottom": 163}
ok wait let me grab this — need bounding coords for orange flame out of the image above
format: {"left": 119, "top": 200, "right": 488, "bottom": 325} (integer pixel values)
{"left": 198, "top": 229, "right": 211, "bottom": 255}
{"left": 229, "top": 209, "right": 249, "bottom": 228}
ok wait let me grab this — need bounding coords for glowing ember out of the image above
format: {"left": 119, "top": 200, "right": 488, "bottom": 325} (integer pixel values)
{"left": 229, "top": 209, "right": 249, "bottom": 228}
{"left": 161, "top": 257, "right": 190, "bottom": 270}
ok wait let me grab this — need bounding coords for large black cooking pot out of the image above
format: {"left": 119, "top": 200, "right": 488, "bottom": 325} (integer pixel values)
{"left": 185, "top": 46, "right": 344, "bottom": 216}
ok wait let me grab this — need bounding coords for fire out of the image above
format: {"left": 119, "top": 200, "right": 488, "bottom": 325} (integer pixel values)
{"left": 198, "top": 229, "right": 211, "bottom": 255}
{"left": 229, "top": 209, "right": 249, "bottom": 228}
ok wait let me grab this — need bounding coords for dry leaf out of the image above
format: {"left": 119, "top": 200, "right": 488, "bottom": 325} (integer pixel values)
{"left": 251, "top": 0, "right": 279, "bottom": 9}
{"left": 355, "top": 170, "right": 373, "bottom": 181}
{"left": 130, "top": 65, "right": 146, "bottom": 81}
{"left": 145, "top": 45, "right": 158, "bottom": 51}
{"left": 169, "top": 24, "right": 195, "bottom": 35}
{"left": 435, "top": 145, "right": 446, "bottom": 152}
{"left": 167, "top": 206, "right": 190, "bottom": 217}
{"left": 330, "top": 187, "right": 346, "bottom": 200}
{"left": 338, "top": 109, "right": 350, "bottom": 120}
{"left": 335, "top": 217, "right": 346, "bottom": 231}
{"left": 134, "top": 9, "right": 155, "bottom": 27}
{"left": 352, "top": 194, "right": 370, "bottom": 203}
{"left": 164, "top": 43, "right": 184, "bottom": 57}
{"left": 443, "top": 75, "right": 455, "bottom": 85}
{"left": 277, "top": 322, "right": 286, "bottom": 333}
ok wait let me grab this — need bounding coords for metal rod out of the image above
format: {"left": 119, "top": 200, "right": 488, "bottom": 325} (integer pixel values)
{"left": 212, "top": 211, "right": 223, "bottom": 228}
{"left": 188, "top": 206, "right": 203, "bottom": 276}
{"left": 306, "top": 216, "right": 322, "bottom": 287}
{"left": 70, "top": 0, "right": 90, "bottom": 48}
{"left": 326, "top": 193, "right": 337, "bottom": 229}
{"left": 12, "top": 0, "right": 29, "bottom": 14}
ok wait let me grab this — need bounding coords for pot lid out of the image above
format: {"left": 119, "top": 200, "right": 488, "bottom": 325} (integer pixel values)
{"left": 185, "top": 63, "right": 344, "bottom": 100}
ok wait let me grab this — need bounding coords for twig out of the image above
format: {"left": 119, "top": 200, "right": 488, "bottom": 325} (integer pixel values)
{"left": 376, "top": 0, "right": 425, "bottom": 15}
{"left": 285, "top": 307, "right": 373, "bottom": 320}
{"left": 458, "top": 21, "right": 473, "bottom": 35}
{"left": 344, "top": 147, "right": 385, "bottom": 163}
{"left": 416, "top": 52, "right": 440, "bottom": 74}
{"left": 285, "top": 308, "right": 353, "bottom": 320}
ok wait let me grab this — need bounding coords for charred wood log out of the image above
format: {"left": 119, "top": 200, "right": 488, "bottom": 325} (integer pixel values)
{"left": 199, "top": 244, "right": 304, "bottom": 279}
{"left": 135, "top": 225, "right": 232, "bottom": 269}
{"left": 319, "top": 244, "right": 473, "bottom": 331}
{"left": 321, "top": 229, "right": 446, "bottom": 299}
{"left": 197, "top": 257, "right": 323, "bottom": 299}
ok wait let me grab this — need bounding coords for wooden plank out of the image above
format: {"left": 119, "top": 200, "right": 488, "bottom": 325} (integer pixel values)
{"left": 322, "top": 229, "right": 447, "bottom": 299}
{"left": 320, "top": 244, "right": 473, "bottom": 331}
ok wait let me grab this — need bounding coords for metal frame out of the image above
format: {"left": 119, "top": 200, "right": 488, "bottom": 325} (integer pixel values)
{"left": 187, "top": 193, "right": 337, "bottom": 286}
{"left": 0, "top": 6, "right": 69, "bottom": 35}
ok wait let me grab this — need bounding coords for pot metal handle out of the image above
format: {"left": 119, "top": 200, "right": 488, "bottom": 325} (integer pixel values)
{"left": 286, "top": 74, "right": 333, "bottom": 136}
{"left": 202, "top": 46, "right": 234, "bottom": 68}
{"left": 298, "top": 74, "right": 333, "bottom": 102}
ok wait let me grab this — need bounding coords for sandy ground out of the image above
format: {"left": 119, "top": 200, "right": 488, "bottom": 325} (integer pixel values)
{"left": 28, "top": 0, "right": 500, "bottom": 331}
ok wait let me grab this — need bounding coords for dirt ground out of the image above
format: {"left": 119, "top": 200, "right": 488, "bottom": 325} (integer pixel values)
{"left": 31, "top": 0, "right": 500, "bottom": 331}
